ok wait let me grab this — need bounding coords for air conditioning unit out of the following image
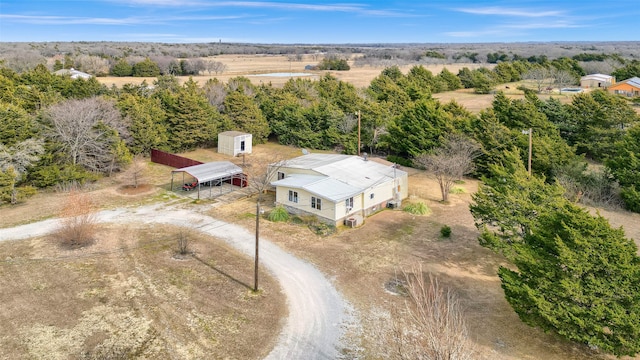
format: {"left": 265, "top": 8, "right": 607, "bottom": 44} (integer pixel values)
{"left": 346, "top": 207, "right": 352, "bottom": 212}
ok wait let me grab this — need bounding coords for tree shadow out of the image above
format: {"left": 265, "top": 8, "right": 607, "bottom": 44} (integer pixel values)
{"left": 192, "top": 254, "right": 253, "bottom": 291}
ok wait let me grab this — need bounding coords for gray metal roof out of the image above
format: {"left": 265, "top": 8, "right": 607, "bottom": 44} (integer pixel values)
{"left": 581, "top": 73, "right": 613, "bottom": 81}
{"left": 172, "top": 161, "right": 243, "bottom": 183}
{"left": 273, "top": 154, "right": 407, "bottom": 202}
{"left": 271, "top": 174, "right": 362, "bottom": 202}
{"left": 625, "top": 77, "right": 640, "bottom": 88}
{"left": 219, "top": 130, "right": 251, "bottom": 137}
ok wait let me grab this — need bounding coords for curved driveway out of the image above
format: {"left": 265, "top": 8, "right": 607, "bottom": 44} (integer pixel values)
{"left": 0, "top": 203, "right": 352, "bottom": 359}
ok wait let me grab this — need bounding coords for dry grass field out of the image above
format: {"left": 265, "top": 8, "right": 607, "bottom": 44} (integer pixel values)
{"left": 97, "top": 54, "right": 489, "bottom": 89}
{"left": 3, "top": 143, "right": 640, "bottom": 359}
{"left": 0, "top": 221, "right": 285, "bottom": 359}
{"left": 96, "top": 53, "right": 592, "bottom": 114}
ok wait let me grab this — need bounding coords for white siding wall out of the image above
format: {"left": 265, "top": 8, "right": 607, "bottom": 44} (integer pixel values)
{"left": 218, "top": 133, "right": 252, "bottom": 156}
{"left": 275, "top": 186, "right": 337, "bottom": 222}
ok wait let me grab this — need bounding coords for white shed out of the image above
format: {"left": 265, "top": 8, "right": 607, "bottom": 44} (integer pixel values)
{"left": 217, "top": 131, "right": 252, "bottom": 157}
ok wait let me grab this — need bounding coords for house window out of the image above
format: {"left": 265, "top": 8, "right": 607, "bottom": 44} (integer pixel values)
{"left": 288, "top": 190, "right": 298, "bottom": 203}
{"left": 370, "top": 193, "right": 375, "bottom": 200}
{"left": 345, "top": 197, "right": 353, "bottom": 211}
{"left": 278, "top": 172, "right": 285, "bottom": 180}
{"left": 311, "top": 196, "right": 322, "bottom": 210}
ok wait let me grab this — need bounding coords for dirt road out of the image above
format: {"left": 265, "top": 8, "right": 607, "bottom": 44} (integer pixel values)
{"left": 0, "top": 202, "right": 352, "bottom": 359}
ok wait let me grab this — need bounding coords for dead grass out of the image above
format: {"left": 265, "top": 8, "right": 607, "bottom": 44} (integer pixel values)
{"left": 0, "top": 223, "right": 285, "bottom": 359}
{"left": 209, "top": 162, "right": 640, "bottom": 360}
{"left": 97, "top": 54, "right": 490, "bottom": 89}
{"left": 3, "top": 142, "right": 640, "bottom": 359}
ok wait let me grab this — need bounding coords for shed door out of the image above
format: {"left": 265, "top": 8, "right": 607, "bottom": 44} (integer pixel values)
{"left": 240, "top": 140, "right": 245, "bottom": 151}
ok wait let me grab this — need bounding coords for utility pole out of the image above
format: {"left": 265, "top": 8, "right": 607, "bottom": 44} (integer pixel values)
{"left": 357, "top": 110, "right": 361, "bottom": 157}
{"left": 522, "top": 128, "right": 532, "bottom": 176}
{"left": 254, "top": 200, "right": 260, "bottom": 291}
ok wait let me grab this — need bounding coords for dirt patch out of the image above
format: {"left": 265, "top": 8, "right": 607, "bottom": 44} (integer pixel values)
{"left": 0, "top": 223, "right": 285, "bottom": 359}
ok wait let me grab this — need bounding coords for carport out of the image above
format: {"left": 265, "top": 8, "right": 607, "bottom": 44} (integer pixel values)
{"left": 171, "top": 161, "right": 246, "bottom": 199}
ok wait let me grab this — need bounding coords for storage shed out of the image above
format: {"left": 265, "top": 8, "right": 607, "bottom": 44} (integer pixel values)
{"left": 218, "top": 131, "right": 252, "bottom": 157}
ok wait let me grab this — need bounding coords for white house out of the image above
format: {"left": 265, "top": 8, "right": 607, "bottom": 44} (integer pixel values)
{"left": 53, "top": 68, "right": 93, "bottom": 80}
{"left": 217, "top": 131, "right": 252, "bottom": 157}
{"left": 270, "top": 154, "right": 408, "bottom": 226}
{"left": 580, "top": 74, "right": 614, "bottom": 89}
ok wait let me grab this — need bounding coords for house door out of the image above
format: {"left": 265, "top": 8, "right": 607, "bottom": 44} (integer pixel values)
{"left": 240, "top": 140, "right": 245, "bottom": 152}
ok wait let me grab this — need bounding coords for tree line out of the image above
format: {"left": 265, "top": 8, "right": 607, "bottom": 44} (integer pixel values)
{"left": 1, "top": 58, "right": 640, "bottom": 208}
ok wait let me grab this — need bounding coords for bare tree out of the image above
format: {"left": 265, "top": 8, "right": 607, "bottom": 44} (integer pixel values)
{"left": 124, "top": 155, "right": 147, "bottom": 189}
{"left": 355, "top": 265, "right": 474, "bottom": 359}
{"left": 203, "top": 79, "right": 227, "bottom": 111}
{"left": 75, "top": 54, "right": 110, "bottom": 75}
{"left": 205, "top": 60, "right": 227, "bottom": 75}
{"left": 552, "top": 69, "right": 578, "bottom": 94}
{"left": 176, "top": 229, "right": 191, "bottom": 255}
{"left": 413, "top": 134, "right": 480, "bottom": 202}
{"left": 523, "top": 67, "right": 552, "bottom": 93}
{"left": 244, "top": 155, "right": 287, "bottom": 292}
{"left": 52, "top": 190, "right": 98, "bottom": 247}
{"left": 0, "top": 138, "right": 44, "bottom": 204}
{"left": 0, "top": 49, "right": 46, "bottom": 73}
{"left": 45, "top": 97, "right": 130, "bottom": 174}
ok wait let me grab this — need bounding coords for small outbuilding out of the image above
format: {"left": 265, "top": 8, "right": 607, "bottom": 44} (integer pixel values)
{"left": 171, "top": 161, "right": 246, "bottom": 199}
{"left": 580, "top": 74, "right": 614, "bottom": 89}
{"left": 218, "top": 131, "right": 252, "bottom": 157}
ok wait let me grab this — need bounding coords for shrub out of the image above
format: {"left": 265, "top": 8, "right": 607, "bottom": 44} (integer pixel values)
{"left": 176, "top": 230, "right": 190, "bottom": 255}
{"left": 403, "top": 202, "right": 430, "bottom": 215}
{"left": 52, "top": 191, "right": 97, "bottom": 247}
{"left": 268, "top": 205, "right": 290, "bottom": 222}
{"left": 440, "top": 225, "right": 452, "bottom": 238}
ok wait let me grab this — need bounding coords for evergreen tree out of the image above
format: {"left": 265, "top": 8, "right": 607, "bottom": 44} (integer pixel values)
{"left": 470, "top": 150, "right": 565, "bottom": 259}
{"left": 606, "top": 124, "right": 640, "bottom": 212}
{"left": 499, "top": 201, "right": 640, "bottom": 356}
{"left": 111, "top": 58, "right": 133, "bottom": 77}
{"left": 163, "top": 78, "right": 224, "bottom": 150}
{"left": 386, "top": 98, "right": 455, "bottom": 157}
{"left": 132, "top": 58, "right": 160, "bottom": 77}
{"left": 118, "top": 94, "right": 169, "bottom": 154}
{"left": 223, "top": 91, "right": 270, "bottom": 144}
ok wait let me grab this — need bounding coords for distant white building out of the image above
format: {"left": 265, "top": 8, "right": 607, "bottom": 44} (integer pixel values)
{"left": 53, "top": 68, "right": 93, "bottom": 80}
{"left": 580, "top": 74, "right": 614, "bottom": 89}
{"left": 270, "top": 154, "right": 408, "bottom": 226}
{"left": 217, "top": 131, "right": 252, "bottom": 157}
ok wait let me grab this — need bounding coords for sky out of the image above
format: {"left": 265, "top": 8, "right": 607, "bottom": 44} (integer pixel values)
{"left": 0, "top": 0, "right": 638, "bottom": 44}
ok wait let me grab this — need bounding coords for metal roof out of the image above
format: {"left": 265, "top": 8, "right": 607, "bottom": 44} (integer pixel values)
{"left": 271, "top": 174, "right": 362, "bottom": 202}
{"left": 273, "top": 154, "right": 407, "bottom": 202}
{"left": 172, "top": 161, "right": 243, "bottom": 183}
{"left": 625, "top": 77, "right": 640, "bottom": 88}
{"left": 219, "top": 130, "right": 251, "bottom": 137}
{"left": 581, "top": 73, "right": 613, "bottom": 82}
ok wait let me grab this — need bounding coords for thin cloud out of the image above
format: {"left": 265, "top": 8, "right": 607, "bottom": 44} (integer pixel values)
{"left": 106, "top": 0, "right": 409, "bottom": 17}
{"left": 455, "top": 6, "right": 564, "bottom": 18}
{"left": 0, "top": 14, "right": 247, "bottom": 26}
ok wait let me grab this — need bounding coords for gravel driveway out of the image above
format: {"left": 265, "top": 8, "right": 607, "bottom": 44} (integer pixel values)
{"left": 0, "top": 203, "right": 352, "bottom": 359}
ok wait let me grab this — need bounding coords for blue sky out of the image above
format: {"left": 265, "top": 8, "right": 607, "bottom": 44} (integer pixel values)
{"left": 0, "top": 0, "right": 638, "bottom": 43}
